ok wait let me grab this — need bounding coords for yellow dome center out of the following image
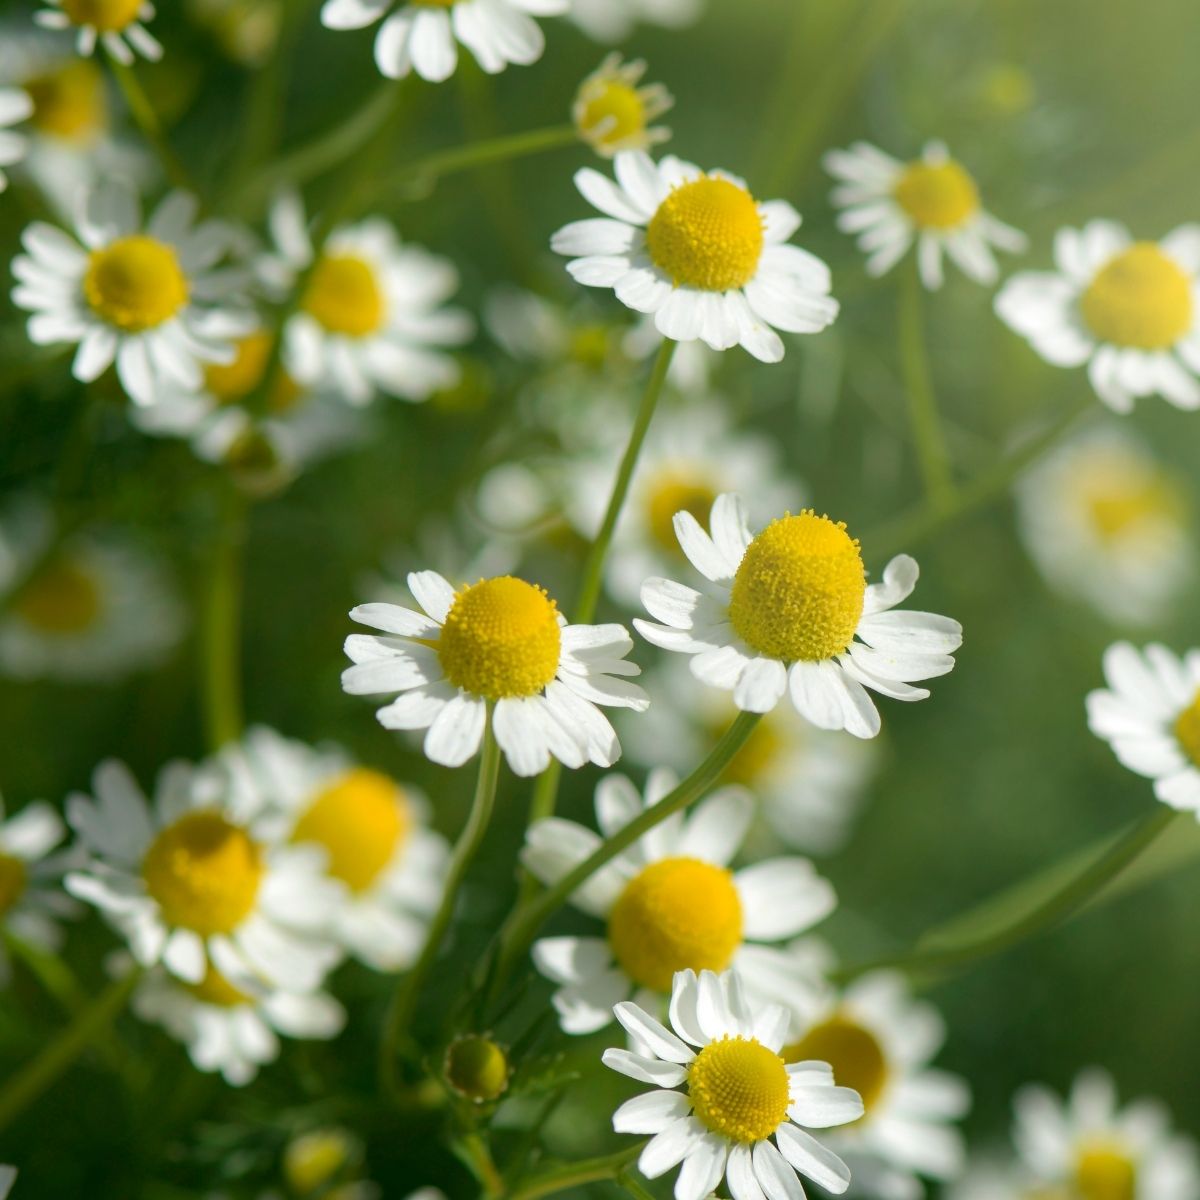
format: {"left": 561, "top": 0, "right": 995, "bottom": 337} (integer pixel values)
{"left": 84, "top": 235, "right": 189, "bottom": 333}
{"left": 284, "top": 1130, "right": 357, "bottom": 1195}
{"left": 607, "top": 856, "right": 743, "bottom": 992}
{"left": 688, "top": 1036, "right": 790, "bottom": 1143}
{"left": 644, "top": 472, "right": 718, "bottom": 554}
{"left": 141, "top": 810, "right": 264, "bottom": 935}
{"left": 1080, "top": 243, "right": 1194, "bottom": 350}
{"left": 1174, "top": 690, "right": 1200, "bottom": 768}
{"left": 445, "top": 1034, "right": 510, "bottom": 1102}
{"left": 729, "top": 511, "right": 866, "bottom": 662}
{"left": 26, "top": 60, "right": 107, "bottom": 142}
{"left": 14, "top": 558, "right": 102, "bottom": 634}
{"left": 201, "top": 331, "right": 304, "bottom": 413}
{"left": 1074, "top": 1143, "right": 1137, "bottom": 1200}
{"left": 292, "top": 768, "right": 409, "bottom": 894}
{"left": 303, "top": 253, "right": 386, "bottom": 337}
{"left": 646, "top": 177, "right": 764, "bottom": 292}
{"left": 437, "top": 576, "right": 562, "bottom": 701}
{"left": 0, "top": 852, "right": 27, "bottom": 918}
{"left": 783, "top": 1014, "right": 888, "bottom": 1117}
{"left": 187, "top": 960, "right": 253, "bottom": 1007}
{"left": 577, "top": 79, "right": 648, "bottom": 154}
{"left": 1077, "top": 464, "right": 1185, "bottom": 542}
{"left": 62, "top": 0, "right": 144, "bottom": 31}
{"left": 892, "top": 159, "right": 981, "bottom": 230}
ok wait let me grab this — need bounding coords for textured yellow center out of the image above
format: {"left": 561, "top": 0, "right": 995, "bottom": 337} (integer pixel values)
{"left": 292, "top": 768, "right": 409, "bottom": 894}
{"left": 688, "top": 1036, "right": 790, "bottom": 1143}
{"left": 578, "top": 80, "right": 647, "bottom": 152}
{"left": 187, "top": 961, "right": 252, "bottom": 1007}
{"left": 437, "top": 576, "right": 562, "bottom": 700}
{"left": 84, "top": 236, "right": 189, "bottom": 332}
{"left": 14, "top": 558, "right": 102, "bottom": 633}
{"left": 1174, "top": 690, "right": 1200, "bottom": 768}
{"left": 783, "top": 1015, "right": 888, "bottom": 1116}
{"left": 1074, "top": 1143, "right": 1136, "bottom": 1200}
{"left": 729, "top": 512, "right": 866, "bottom": 662}
{"left": 284, "top": 1130, "right": 356, "bottom": 1195}
{"left": 607, "top": 857, "right": 743, "bottom": 992}
{"left": 62, "top": 0, "right": 143, "bottom": 31}
{"left": 141, "top": 811, "right": 264, "bottom": 935}
{"left": 303, "top": 253, "right": 386, "bottom": 337}
{"left": 1080, "top": 243, "right": 1194, "bottom": 350}
{"left": 26, "top": 61, "right": 107, "bottom": 141}
{"left": 0, "top": 853, "right": 27, "bottom": 918}
{"left": 644, "top": 472, "right": 718, "bottom": 554}
{"left": 646, "top": 177, "right": 764, "bottom": 292}
{"left": 893, "top": 159, "right": 980, "bottom": 230}
{"left": 445, "top": 1035, "right": 510, "bottom": 1102}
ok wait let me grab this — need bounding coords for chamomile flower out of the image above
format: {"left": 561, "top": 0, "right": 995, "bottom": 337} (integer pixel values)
{"left": 604, "top": 968, "right": 863, "bottom": 1200}
{"left": 318, "top": 0, "right": 568, "bottom": 84}
{"left": 824, "top": 139, "right": 1026, "bottom": 289}
{"left": 552, "top": 151, "right": 838, "bottom": 363}
{"left": 524, "top": 771, "right": 836, "bottom": 1034}
{"left": 566, "top": 0, "right": 700, "bottom": 43}
{"left": 1085, "top": 642, "right": 1200, "bottom": 815}
{"left": 1015, "top": 426, "right": 1191, "bottom": 627}
{"left": 634, "top": 493, "right": 962, "bottom": 738}
{"left": 260, "top": 192, "right": 472, "bottom": 405}
{"left": 1013, "top": 1068, "right": 1200, "bottom": 1200}
{"left": 35, "top": 0, "right": 163, "bottom": 64}
{"left": 343, "top": 572, "right": 648, "bottom": 776}
{"left": 64, "top": 758, "right": 341, "bottom": 992}
{"left": 574, "top": 55, "right": 672, "bottom": 159}
{"left": 995, "top": 220, "right": 1200, "bottom": 413}
{"left": 0, "top": 87, "right": 32, "bottom": 192}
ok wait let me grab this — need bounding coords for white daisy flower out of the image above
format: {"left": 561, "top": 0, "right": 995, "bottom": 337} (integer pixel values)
{"left": 573, "top": 55, "right": 672, "bottom": 159}
{"left": 12, "top": 180, "right": 252, "bottom": 406}
{"left": 523, "top": 770, "right": 836, "bottom": 1035}
{"left": 1015, "top": 425, "right": 1192, "bottom": 628}
{"left": 1013, "top": 1068, "right": 1200, "bottom": 1200}
{"left": 566, "top": 0, "right": 700, "bottom": 43}
{"left": 0, "top": 87, "right": 32, "bottom": 192}
{"left": 552, "top": 150, "right": 839, "bottom": 363}
{"left": 824, "top": 139, "right": 1026, "bottom": 289}
{"left": 603, "top": 968, "right": 863, "bottom": 1200}
{"left": 260, "top": 192, "right": 472, "bottom": 406}
{"left": 64, "top": 757, "right": 341, "bottom": 992}
{"left": 218, "top": 727, "right": 450, "bottom": 972}
{"left": 634, "top": 492, "right": 963, "bottom": 739}
{"left": 318, "top": 0, "right": 568, "bottom": 84}
{"left": 342, "top": 571, "right": 649, "bottom": 776}
{"left": 995, "top": 220, "right": 1200, "bottom": 413}
{"left": 34, "top": 0, "right": 163, "bottom": 64}
{"left": 1085, "top": 642, "right": 1200, "bottom": 815}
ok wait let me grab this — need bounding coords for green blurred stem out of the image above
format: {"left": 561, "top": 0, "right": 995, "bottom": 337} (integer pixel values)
{"left": 106, "top": 56, "right": 191, "bottom": 191}
{"left": 460, "top": 1130, "right": 504, "bottom": 1198}
{"left": 507, "top": 1144, "right": 646, "bottom": 1200}
{"left": 200, "top": 486, "right": 246, "bottom": 752}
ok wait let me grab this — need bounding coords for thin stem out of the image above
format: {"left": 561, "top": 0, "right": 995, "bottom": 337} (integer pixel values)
{"left": 506, "top": 1144, "right": 646, "bottom": 1200}
{"left": 200, "top": 486, "right": 246, "bottom": 752}
{"left": 516, "top": 760, "right": 562, "bottom": 906}
{"left": 459, "top": 1130, "right": 504, "bottom": 1198}
{"left": 106, "top": 57, "right": 191, "bottom": 191}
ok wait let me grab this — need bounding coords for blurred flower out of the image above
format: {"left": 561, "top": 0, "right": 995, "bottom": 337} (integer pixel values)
{"left": 0, "top": 1167, "right": 13, "bottom": 1199}
{"left": 523, "top": 769, "right": 835, "bottom": 1034}
{"left": 552, "top": 150, "right": 838, "bottom": 363}
{"left": 342, "top": 572, "right": 648, "bottom": 776}
{"left": 995, "top": 221, "right": 1200, "bottom": 413}
{"left": 35, "top": 0, "right": 163, "bottom": 64}
{"left": 1086, "top": 642, "right": 1200, "bottom": 815}
{"left": 603, "top": 968, "right": 863, "bottom": 1200}
{"left": 188, "top": 0, "right": 283, "bottom": 66}
{"left": 281, "top": 1129, "right": 364, "bottom": 1195}
{"left": 824, "top": 139, "right": 1026, "bottom": 289}
{"left": 946, "top": 1161, "right": 1052, "bottom": 1200}
{"left": 565, "top": 0, "right": 700, "bottom": 43}
{"left": 1015, "top": 425, "right": 1192, "bottom": 627}
{"left": 319, "top": 0, "right": 568, "bottom": 84}
{"left": 0, "top": 88, "right": 32, "bottom": 192}
{"left": 635, "top": 493, "right": 962, "bottom": 738}
{"left": 573, "top": 55, "right": 672, "bottom": 159}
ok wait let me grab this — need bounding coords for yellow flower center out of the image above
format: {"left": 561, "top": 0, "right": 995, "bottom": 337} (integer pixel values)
{"left": 203, "top": 331, "right": 304, "bottom": 413}
{"left": 291, "top": 768, "right": 409, "bottom": 894}
{"left": 644, "top": 472, "right": 718, "bottom": 555}
{"left": 718, "top": 712, "right": 785, "bottom": 786}
{"left": 186, "top": 960, "right": 253, "bottom": 1007}
{"left": 1073, "top": 459, "right": 1185, "bottom": 542}
{"left": 1074, "top": 1143, "right": 1137, "bottom": 1200}
{"left": 62, "top": 0, "right": 144, "bottom": 31}
{"left": 1080, "top": 243, "right": 1194, "bottom": 350}
{"left": 303, "top": 252, "right": 386, "bottom": 337}
{"left": 688, "top": 1036, "right": 791, "bottom": 1144}
{"left": 14, "top": 558, "right": 102, "bottom": 634}
{"left": 728, "top": 511, "right": 866, "bottom": 663}
{"left": 0, "top": 853, "right": 28, "bottom": 918}
{"left": 646, "top": 177, "right": 764, "bottom": 292}
{"left": 569, "top": 324, "right": 612, "bottom": 370}
{"left": 893, "top": 159, "right": 981, "bottom": 230}
{"left": 783, "top": 1015, "right": 888, "bottom": 1117}
{"left": 84, "top": 235, "right": 189, "bottom": 333}
{"left": 1174, "top": 690, "right": 1200, "bottom": 768}
{"left": 141, "top": 810, "right": 264, "bottom": 935}
{"left": 445, "top": 1034, "right": 510, "bottom": 1102}
{"left": 284, "top": 1130, "right": 357, "bottom": 1195}
{"left": 437, "top": 576, "right": 562, "bottom": 701}
{"left": 607, "top": 856, "right": 743, "bottom": 992}
{"left": 25, "top": 60, "right": 107, "bottom": 142}
{"left": 577, "top": 79, "right": 648, "bottom": 154}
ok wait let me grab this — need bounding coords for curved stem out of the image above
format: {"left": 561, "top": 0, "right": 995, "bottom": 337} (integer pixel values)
{"left": 200, "top": 486, "right": 246, "bottom": 753}
{"left": 506, "top": 1144, "right": 645, "bottom": 1200}
{"left": 106, "top": 57, "right": 191, "bottom": 191}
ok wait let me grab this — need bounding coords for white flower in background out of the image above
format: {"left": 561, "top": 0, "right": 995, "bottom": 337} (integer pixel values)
{"left": 635, "top": 493, "right": 962, "bottom": 738}
{"left": 0, "top": 1167, "right": 13, "bottom": 1199}
{"left": 945, "top": 1161, "right": 1046, "bottom": 1200}
{"left": 35, "top": 0, "right": 163, "bottom": 64}
{"left": 552, "top": 151, "right": 838, "bottom": 363}
{"left": 995, "top": 220, "right": 1200, "bottom": 412}
{"left": 781, "top": 972, "right": 971, "bottom": 1199}
{"left": 604, "top": 968, "right": 863, "bottom": 1200}
{"left": 524, "top": 771, "right": 836, "bottom": 1034}
{"left": 825, "top": 140, "right": 1026, "bottom": 289}
{"left": 1015, "top": 426, "right": 1191, "bottom": 627}
{"left": 343, "top": 572, "right": 648, "bottom": 776}
{"left": 0, "top": 87, "right": 32, "bottom": 192}
{"left": 566, "top": 0, "right": 700, "bottom": 44}
{"left": 187, "top": 0, "right": 284, "bottom": 67}
{"left": 260, "top": 192, "right": 472, "bottom": 405}
{"left": 574, "top": 55, "right": 673, "bottom": 159}
{"left": 318, "top": 0, "right": 568, "bottom": 84}
{"left": 64, "top": 758, "right": 341, "bottom": 991}
{"left": 1014, "top": 1068, "right": 1200, "bottom": 1200}
{"left": 1086, "top": 642, "right": 1200, "bottom": 814}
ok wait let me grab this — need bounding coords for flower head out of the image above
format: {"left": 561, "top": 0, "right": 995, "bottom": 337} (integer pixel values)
{"left": 35, "top": 0, "right": 163, "bottom": 64}
{"left": 574, "top": 55, "right": 672, "bottom": 159}
{"left": 0, "top": 88, "right": 32, "bottom": 192}
{"left": 565, "top": 0, "right": 701, "bottom": 43}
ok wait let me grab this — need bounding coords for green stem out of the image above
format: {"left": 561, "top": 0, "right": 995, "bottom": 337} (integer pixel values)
{"left": 200, "top": 486, "right": 246, "bottom": 752}
{"left": 506, "top": 1145, "right": 646, "bottom": 1200}
{"left": 516, "top": 761, "right": 563, "bottom": 906}
{"left": 106, "top": 57, "right": 191, "bottom": 191}
{"left": 460, "top": 1130, "right": 505, "bottom": 1198}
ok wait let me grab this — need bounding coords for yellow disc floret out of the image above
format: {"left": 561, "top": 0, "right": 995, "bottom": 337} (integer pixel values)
{"left": 0, "top": 853, "right": 27, "bottom": 918}
{"left": 576, "top": 78, "right": 649, "bottom": 155}
{"left": 141, "top": 810, "right": 264, "bottom": 935}
{"left": 728, "top": 511, "right": 866, "bottom": 663}
{"left": 607, "top": 857, "right": 743, "bottom": 992}
{"left": 1074, "top": 1143, "right": 1137, "bottom": 1200}
{"left": 1080, "top": 243, "right": 1194, "bottom": 350}
{"left": 14, "top": 558, "right": 102, "bottom": 634}
{"left": 1174, "top": 690, "right": 1200, "bottom": 768}
{"left": 893, "top": 159, "right": 980, "bottom": 230}
{"left": 303, "top": 253, "right": 386, "bottom": 337}
{"left": 437, "top": 576, "right": 562, "bottom": 700}
{"left": 62, "top": 0, "right": 143, "bottom": 31}
{"left": 84, "top": 235, "right": 189, "bottom": 333}
{"left": 646, "top": 177, "right": 764, "bottom": 292}
{"left": 644, "top": 472, "right": 718, "bottom": 554}
{"left": 25, "top": 60, "right": 107, "bottom": 142}
{"left": 688, "top": 1035, "right": 790, "bottom": 1143}
{"left": 783, "top": 1015, "right": 888, "bottom": 1116}
{"left": 292, "top": 768, "right": 409, "bottom": 894}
